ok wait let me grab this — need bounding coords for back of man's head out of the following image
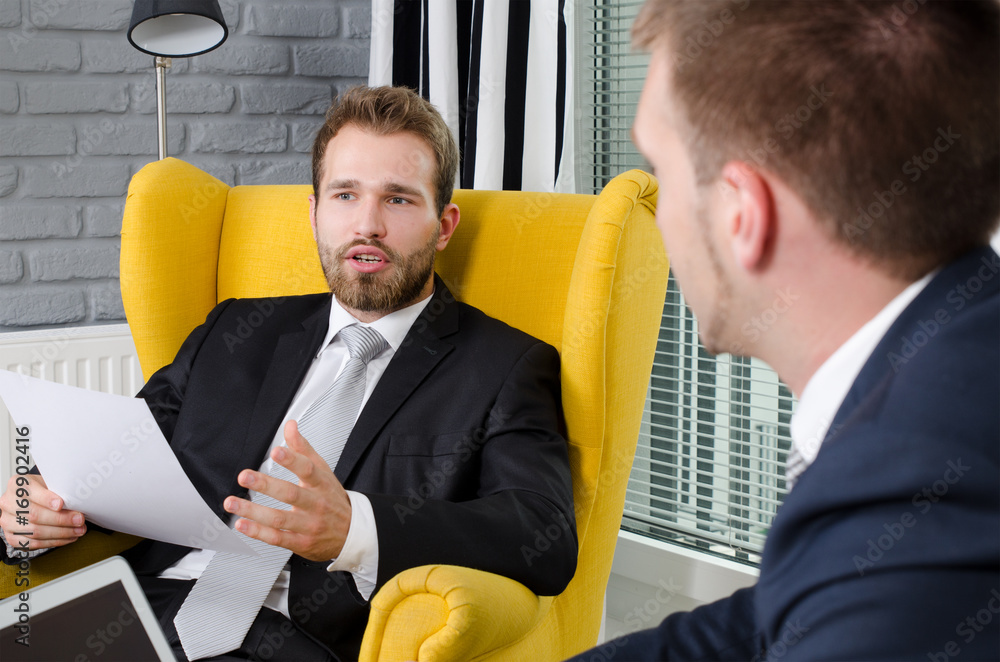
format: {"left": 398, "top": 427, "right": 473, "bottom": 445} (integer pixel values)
{"left": 311, "top": 86, "right": 459, "bottom": 217}
{"left": 634, "top": 0, "right": 1000, "bottom": 280}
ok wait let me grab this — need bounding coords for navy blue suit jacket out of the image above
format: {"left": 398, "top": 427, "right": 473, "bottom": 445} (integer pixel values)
{"left": 572, "top": 247, "right": 1000, "bottom": 661}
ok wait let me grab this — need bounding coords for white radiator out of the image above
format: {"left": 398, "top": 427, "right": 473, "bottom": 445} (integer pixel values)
{"left": 0, "top": 324, "right": 142, "bottom": 486}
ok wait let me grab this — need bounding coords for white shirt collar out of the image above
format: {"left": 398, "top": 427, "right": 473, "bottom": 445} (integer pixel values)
{"left": 790, "top": 269, "right": 938, "bottom": 465}
{"left": 318, "top": 290, "right": 435, "bottom": 358}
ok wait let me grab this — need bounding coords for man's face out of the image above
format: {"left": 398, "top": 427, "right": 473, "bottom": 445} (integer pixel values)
{"left": 309, "top": 126, "right": 457, "bottom": 319}
{"left": 633, "top": 49, "right": 735, "bottom": 355}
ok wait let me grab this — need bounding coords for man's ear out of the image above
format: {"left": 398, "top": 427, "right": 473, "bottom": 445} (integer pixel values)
{"left": 721, "top": 162, "right": 774, "bottom": 271}
{"left": 308, "top": 194, "right": 318, "bottom": 236}
{"left": 435, "top": 203, "right": 461, "bottom": 251}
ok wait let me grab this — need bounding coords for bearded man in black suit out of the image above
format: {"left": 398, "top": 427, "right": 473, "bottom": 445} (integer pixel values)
{"left": 2, "top": 85, "right": 577, "bottom": 662}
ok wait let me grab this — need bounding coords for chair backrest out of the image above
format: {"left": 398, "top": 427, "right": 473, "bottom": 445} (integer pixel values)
{"left": 121, "top": 157, "right": 669, "bottom": 656}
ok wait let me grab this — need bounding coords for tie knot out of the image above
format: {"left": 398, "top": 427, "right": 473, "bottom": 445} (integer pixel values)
{"left": 339, "top": 324, "right": 387, "bottom": 363}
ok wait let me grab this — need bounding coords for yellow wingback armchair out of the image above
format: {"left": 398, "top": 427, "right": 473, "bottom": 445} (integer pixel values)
{"left": 1, "top": 157, "right": 668, "bottom": 660}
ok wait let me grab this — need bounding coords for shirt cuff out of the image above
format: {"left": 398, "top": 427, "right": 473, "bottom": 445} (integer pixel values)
{"left": 326, "top": 490, "right": 379, "bottom": 600}
{"left": 0, "top": 526, "right": 48, "bottom": 564}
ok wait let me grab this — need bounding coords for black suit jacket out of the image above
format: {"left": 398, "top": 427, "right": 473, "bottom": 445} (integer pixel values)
{"left": 568, "top": 247, "right": 1000, "bottom": 661}
{"left": 125, "top": 277, "right": 578, "bottom": 659}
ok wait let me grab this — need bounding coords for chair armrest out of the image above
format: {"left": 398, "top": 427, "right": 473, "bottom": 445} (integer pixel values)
{"left": 0, "top": 531, "right": 141, "bottom": 599}
{"left": 360, "top": 564, "right": 552, "bottom": 662}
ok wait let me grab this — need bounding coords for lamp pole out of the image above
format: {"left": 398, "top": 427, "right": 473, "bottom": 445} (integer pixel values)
{"left": 154, "top": 56, "right": 171, "bottom": 160}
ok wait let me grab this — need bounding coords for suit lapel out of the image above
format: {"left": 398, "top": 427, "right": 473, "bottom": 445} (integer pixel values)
{"left": 231, "top": 297, "right": 332, "bottom": 495}
{"left": 334, "top": 278, "right": 460, "bottom": 482}
{"left": 827, "top": 246, "right": 1000, "bottom": 440}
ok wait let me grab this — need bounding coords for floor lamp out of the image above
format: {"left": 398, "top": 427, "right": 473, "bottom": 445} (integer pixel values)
{"left": 126, "top": 1, "right": 228, "bottom": 160}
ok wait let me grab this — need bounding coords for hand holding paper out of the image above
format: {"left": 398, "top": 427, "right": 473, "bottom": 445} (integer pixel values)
{"left": 0, "top": 474, "right": 86, "bottom": 551}
{"left": 0, "top": 370, "right": 255, "bottom": 556}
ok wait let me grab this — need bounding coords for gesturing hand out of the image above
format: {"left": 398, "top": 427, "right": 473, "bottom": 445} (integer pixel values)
{"left": 223, "top": 420, "right": 353, "bottom": 562}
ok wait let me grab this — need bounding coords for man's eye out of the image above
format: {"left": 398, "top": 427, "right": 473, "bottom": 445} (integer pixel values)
{"left": 389, "top": 197, "right": 408, "bottom": 205}
{"left": 337, "top": 193, "right": 353, "bottom": 201}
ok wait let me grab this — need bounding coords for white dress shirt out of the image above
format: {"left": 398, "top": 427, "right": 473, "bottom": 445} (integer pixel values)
{"left": 789, "top": 271, "right": 936, "bottom": 474}
{"left": 160, "top": 292, "right": 433, "bottom": 616}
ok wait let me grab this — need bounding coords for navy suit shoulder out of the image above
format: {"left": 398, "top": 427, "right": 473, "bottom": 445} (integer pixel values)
{"left": 566, "top": 587, "right": 760, "bottom": 662}
{"left": 570, "top": 248, "right": 999, "bottom": 662}
{"left": 756, "top": 247, "right": 999, "bottom": 661}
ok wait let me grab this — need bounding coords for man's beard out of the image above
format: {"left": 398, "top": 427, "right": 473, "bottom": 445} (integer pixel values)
{"left": 319, "top": 230, "right": 438, "bottom": 315}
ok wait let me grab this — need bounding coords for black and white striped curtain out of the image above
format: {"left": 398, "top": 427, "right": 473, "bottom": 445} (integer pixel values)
{"left": 369, "top": 0, "right": 575, "bottom": 193}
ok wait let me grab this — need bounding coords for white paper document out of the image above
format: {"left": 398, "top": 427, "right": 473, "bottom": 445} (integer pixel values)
{"left": 0, "top": 370, "right": 256, "bottom": 556}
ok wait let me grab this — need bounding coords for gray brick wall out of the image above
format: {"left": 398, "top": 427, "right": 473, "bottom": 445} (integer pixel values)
{"left": 0, "top": 0, "right": 371, "bottom": 330}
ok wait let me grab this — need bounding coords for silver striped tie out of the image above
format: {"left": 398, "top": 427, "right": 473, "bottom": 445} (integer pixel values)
{"left": 784, "top": 445, "right": 808, "bottom": 491}
{"left": 174, "top": 324, "right": 387, "bottom": 660}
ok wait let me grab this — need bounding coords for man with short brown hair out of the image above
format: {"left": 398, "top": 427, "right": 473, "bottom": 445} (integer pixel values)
{"left": 312, "top": 85, "right": 459, "bottom": 218}
{"left": 568, "top": 1, "right": 999, "bottom": 659}
{"left": 1, "top": 86, "right": 577, "bottom": 661}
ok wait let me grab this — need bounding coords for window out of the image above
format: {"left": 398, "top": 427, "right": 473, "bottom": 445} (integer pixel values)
{"left": 576, "top": 0, "right": 796, "bottom": 565}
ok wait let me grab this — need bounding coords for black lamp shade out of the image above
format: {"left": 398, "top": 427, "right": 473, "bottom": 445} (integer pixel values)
{"left": 127, "top": 0, "right": 228, "bottom": 57}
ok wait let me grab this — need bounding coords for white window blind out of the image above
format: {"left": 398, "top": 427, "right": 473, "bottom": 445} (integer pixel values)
{"left": 576, "top": 0, "right": 797, "bottom": 565}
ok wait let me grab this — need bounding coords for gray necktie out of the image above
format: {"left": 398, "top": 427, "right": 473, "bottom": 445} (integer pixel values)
{"left": 174, "top": 324, "right": 387, "bottom": 660}
{"left": 785, "top": 445, "right": 807, "bottom": 491}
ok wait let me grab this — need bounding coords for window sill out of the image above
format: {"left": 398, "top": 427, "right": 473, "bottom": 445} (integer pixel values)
{"left": 602, "top": 530, "right": 759, "bottom": 641}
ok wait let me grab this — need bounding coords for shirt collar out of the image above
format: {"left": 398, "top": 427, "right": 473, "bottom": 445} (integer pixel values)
{"left": 317, "top": 289, "right": 435, "bottom": 358}
{"left": 790, "top": 269, "right": 938, "bottom": 464}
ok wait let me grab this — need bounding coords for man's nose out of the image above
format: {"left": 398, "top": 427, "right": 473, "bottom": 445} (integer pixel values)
{"left": 354, "top": 199, "right": 386, "bottom": 239}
